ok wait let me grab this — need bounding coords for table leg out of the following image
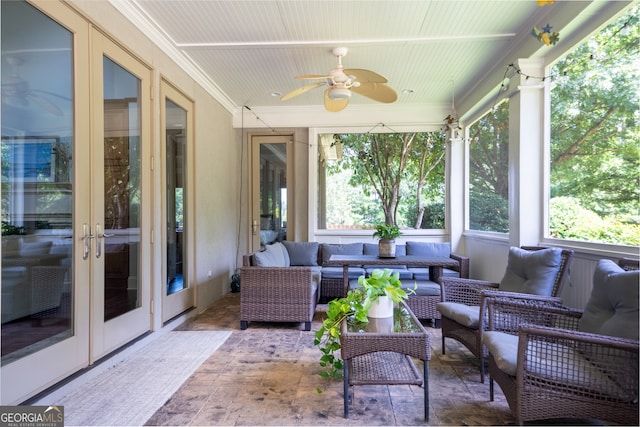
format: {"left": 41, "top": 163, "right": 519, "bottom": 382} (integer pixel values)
{"left": 342, "top": 264, "right": 349, "bottom": 296}
{"left": 423, "top": 359, "right": 429, "bottom": 421}
{"left": 343, "top": 359, "right": 350, "bottom": 418}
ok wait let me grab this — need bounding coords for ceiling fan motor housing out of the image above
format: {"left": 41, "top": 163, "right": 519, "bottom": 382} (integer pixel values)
{"left": 328, "top": 88, "right": 351, "bottom": 100}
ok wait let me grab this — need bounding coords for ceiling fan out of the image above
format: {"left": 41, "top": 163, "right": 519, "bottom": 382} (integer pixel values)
{"left": 281, "top": 47, "right": 397, "bottom": 112}
{"left": 1, "top": 56, "right": 65, "bottom": 116}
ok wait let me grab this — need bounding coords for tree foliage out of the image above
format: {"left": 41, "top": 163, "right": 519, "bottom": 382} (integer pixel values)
{"left": 468, "top": 100, "right": 510, "bottom": 232}
{"left": 549, "top": 6, "right": 639, "bottom": 244}
{"left": 325, "top": 132, "right": 446, "bottom": 228}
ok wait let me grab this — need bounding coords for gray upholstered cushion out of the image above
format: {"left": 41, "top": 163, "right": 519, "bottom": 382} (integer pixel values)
{"left": 321, "top": 266, "right": 366, "bottom": 279}
{"left": 409, "top": 280, "right": 441, "bottom": 296}
{"left": 483, "top": 331, "right": 519, "bottom": 376}
{"left": 321, "top": 243, "right": 363, "bottom": 265}
{"left": 406, "top": 241, "right": 451, "bottom": 257}
{"left": 19, "top": 240, "right": 53, "bottom": 256}
{"left": 436, "top": 302, "right": 480, "bottom": 328}
{"left": 253, "top": 242, "right": 289, "bottom": 267}
{"left": 363, "top": 243, "right": 407, "bottom": 256}
{"left": 499, "top": 247, "right": 562, "bottom": 295}
{"left": 578, "top": 259, "right": 640, "bottom": 340}
{"left": 283, "top": 241, "right": 319, "bottom": 266}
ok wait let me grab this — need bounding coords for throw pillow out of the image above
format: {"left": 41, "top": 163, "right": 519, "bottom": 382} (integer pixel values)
{"left": 406, "top": 241, "right": 450, "bottom": 257}
{"left": 499, "top": 247, "right": 562, "bottom": 295}
{"left": 253, "top": 242, "right": 288, "bottom": 267}
{"left": 578, "top": 259, "right": 639, "bottom": 340}
{"left": 321, "top": 243, "right": 363, "bottom": 265}
{"left": 283, "top": 241, "right": 319, "bottom": 266}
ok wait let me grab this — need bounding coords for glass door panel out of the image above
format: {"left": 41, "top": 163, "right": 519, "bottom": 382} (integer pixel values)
{"left": 1, "top": 0, "right": 74, "bottom": 367}
{"left": 251, "top": 135, "right": 292, "bottom": 251}
{"left": 102, "top": 57, "right": 142, "bottom": 321}
{"left": 161, "top": 82, "right": 194, "bottom": 322}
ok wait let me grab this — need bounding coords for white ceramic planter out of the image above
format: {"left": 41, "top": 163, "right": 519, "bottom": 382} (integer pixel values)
{"left": 367, "top": 295, "right": 394, "bottom": 318}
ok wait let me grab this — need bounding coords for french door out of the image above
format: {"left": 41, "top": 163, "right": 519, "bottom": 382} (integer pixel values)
{"left": 1, "top": 1, "right": 150, "bottom": 404}
{"left": 250, "top": 135, "right": 293, "bottom": 252}
{"left": 161, "top": 81, "right": 195, "bottom": 322}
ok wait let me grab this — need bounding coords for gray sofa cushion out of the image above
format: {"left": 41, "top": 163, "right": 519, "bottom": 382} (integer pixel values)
{"left": 253, "top": 242, "right": 289, "bottom": 267}
{"left": 283, "top": 241, "right": 319, "bottom": 266}
{"left": 321, "top": 243, "right": 363, "bottom": 265}
{"left": 321, "top": 266, "right": 366, "bottom": 279}
{"left": 499, "top": 247, "right": 562, "bottom": 296}
{"left": 578, "top": 259, "right": 639, "bottom": 340}
{"left": 409, "top": 280, "right": 440, "bottom": 296}
{"left": 406, "top": 241, "right": 451, "bottom": 257}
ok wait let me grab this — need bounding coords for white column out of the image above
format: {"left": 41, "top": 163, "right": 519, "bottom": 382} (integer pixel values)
{"left": 447, "top": 125, "right": 465, "bottom": 253}
{"left": 508, "top": 58, "right": 546, "bottom": 247}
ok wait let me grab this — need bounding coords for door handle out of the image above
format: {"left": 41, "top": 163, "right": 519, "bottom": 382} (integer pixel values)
{"left": 81, "top": 223, "right": 94, "bottom": 260}
{"left": 95, "top": 223, "right": 115, "bottom": 259}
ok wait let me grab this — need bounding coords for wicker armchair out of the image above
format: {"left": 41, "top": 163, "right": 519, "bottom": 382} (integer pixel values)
{"left": 483, "top": 260, "right": 639, "bottom": 425}
{"left": 437, "top": 246, "right": 573, "bottom": 383}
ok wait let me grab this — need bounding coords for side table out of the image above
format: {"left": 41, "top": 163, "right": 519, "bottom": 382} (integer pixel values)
{"left": 340, "top": 302, "right": 430, "bottom": 420}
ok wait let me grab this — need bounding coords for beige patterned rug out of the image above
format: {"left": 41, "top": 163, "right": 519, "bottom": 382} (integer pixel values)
{"left": 35, "top": 330, "right": 231, "bottom": 427}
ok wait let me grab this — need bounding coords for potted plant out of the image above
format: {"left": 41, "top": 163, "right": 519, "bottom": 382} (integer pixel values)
{"left": 373, "top": 223, "right": 401, "bottom": 258}
{"left": 313, "top": 269, "right": 413, "bottom": 390}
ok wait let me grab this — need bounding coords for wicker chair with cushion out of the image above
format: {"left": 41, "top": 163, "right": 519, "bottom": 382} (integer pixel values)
{"left": 436, "top": 246, "right": 574, "bottom": 383}
{"left": 240, "top": 242, "right": 320, "bottom": 331}
{"left": 483, "top": 259, "right": 639, "bottom": 425}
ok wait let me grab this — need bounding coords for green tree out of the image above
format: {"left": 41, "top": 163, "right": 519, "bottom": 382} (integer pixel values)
{"left": 549, "top": 6, "right": 639, "bottom": 244}
{"left": 468, "top": 100, "right": 509, "bottom": 232}
{"left": 327, "top": 132, "right": 445, "bottom": 228}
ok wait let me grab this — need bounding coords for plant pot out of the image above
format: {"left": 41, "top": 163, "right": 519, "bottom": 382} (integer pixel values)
{"left": 378, "top": 239, "right": 396, "bottom": 258}
{"left": 365, "top": 316, "right": 394, "bottom": 333}
{"left": 367, "top": 295, "right": 394, "bottom": 318}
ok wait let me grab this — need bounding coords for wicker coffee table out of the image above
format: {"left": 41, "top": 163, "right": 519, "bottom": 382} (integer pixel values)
{"left": 340, "top": 302, "right": 430, "bottom": 420}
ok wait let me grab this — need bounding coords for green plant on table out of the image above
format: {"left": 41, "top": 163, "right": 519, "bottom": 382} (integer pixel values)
{"left": 358, "top": 268, "right": 413, "bottom": 310}
{"left": 313, "top": 269, "right": 414, "bottom": 393}
{"left": 314, "top": 289, "right": 367, "bottom": 388}
{"left": 372, "top": 223, "right": 401, "bottom": 240}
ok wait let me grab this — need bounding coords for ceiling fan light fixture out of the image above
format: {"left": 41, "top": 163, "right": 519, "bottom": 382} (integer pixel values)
{"left": 328, "top": 87, "right": 351, "bottom": 100}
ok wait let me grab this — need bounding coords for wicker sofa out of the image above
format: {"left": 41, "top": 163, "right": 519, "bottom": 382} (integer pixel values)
{"left": 241, "top": 241, "right": 469, "bottom": 327}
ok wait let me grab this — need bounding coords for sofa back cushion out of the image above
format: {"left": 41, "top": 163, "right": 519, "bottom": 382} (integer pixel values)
{"left": 579, "top": 259, "right": 639, "bottom": 340}
{"left": 499, "top": 247, "right": 562, "bottom": 296}
{"left": 253, "top": 242, "right": 290, "bottom": 267}
{"left": 406, "top": 241, "right": 450, "bottom": 258}
{"left": 363, "top": 243, "right": 406, "bottom": 256}
{"left": 20, "top": 240, "right": 53, "bottom": 256}
{"left": 320, "top": 243, "right": 363, "bottom": 265}
{"left": 283, "top": 241, "right": 319, "bottom": 266}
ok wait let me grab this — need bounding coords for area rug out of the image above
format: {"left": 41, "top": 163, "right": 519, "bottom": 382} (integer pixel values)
{"left": 39, "top": 330, "right": 231, "bottom": 427}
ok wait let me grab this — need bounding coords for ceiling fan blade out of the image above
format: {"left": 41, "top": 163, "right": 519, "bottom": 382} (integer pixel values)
{"left": 324, "top": 89, "right": 349, "bottom": 112}
{"left": 351, "top": 83, "right": 398, "bottom": 103}
{"left": 344, "top": 68, "right": 388, "bottom": 83}
{"left": 280, "top": 82, "right": 326, "bottom": 101}
{"left": 296, "top": 74, "right": 331, "bottom": 80}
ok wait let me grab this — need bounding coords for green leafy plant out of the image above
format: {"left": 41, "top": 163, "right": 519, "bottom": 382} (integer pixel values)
{"left": 313, "top": 269, "right": 414, "bottom": 393}
{"left": 359, "top": 268, "right": 413, "bottom": 308}
{"left": 372, "top": 223, "right": 401, "bottom": 240}
{"left": 314, "top": 289, "right": 367, "bottom": 388}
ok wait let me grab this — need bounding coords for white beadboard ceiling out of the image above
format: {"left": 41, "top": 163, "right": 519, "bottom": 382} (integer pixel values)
{"left": 112, "top": 0, "right": 630, "bottom": 122}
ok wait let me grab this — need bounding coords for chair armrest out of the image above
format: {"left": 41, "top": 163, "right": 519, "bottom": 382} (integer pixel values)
{"left": 440, "top": 277, "right": 499, "bottom": 305}
{"left": 450, "top": 253, "right": 470, "bottom": 278}
{"left": 485, "top": 295, "right": 581, "bottom": 335}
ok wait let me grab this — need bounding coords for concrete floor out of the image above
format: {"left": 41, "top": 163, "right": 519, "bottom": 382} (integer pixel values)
{"left": 145, "top": 292, "right": 517, "bottom": 426}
